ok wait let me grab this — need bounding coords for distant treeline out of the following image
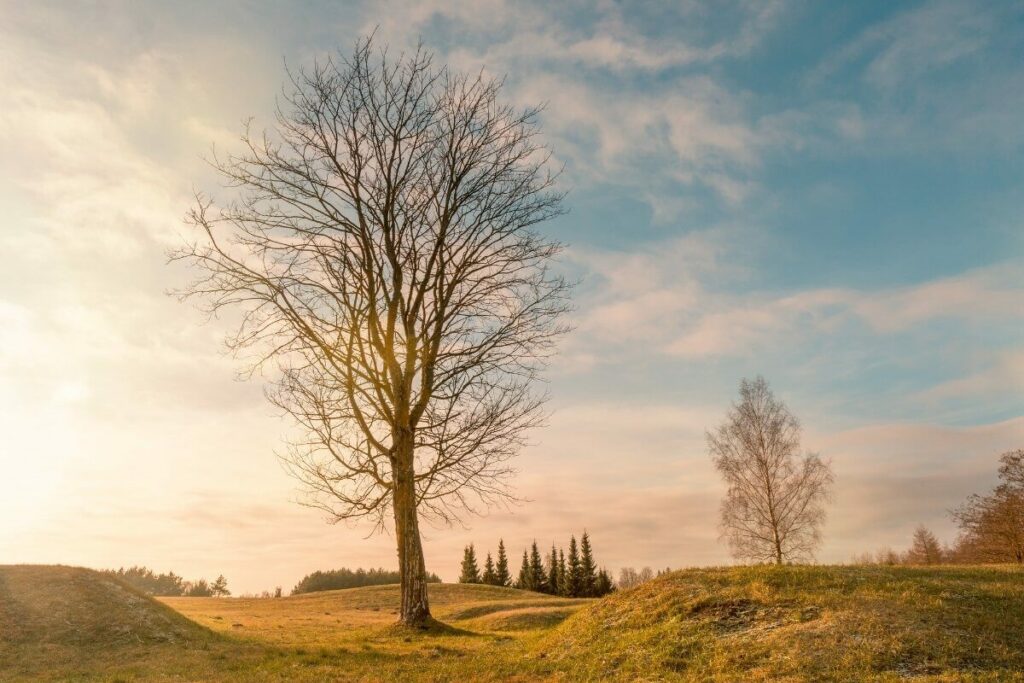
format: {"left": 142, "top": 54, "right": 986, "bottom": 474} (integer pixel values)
{"left": 291, "top": 567, "right": 442, "bottom": 595}
{"left": 103, "top": 566, "right": 230, "bottom": 597}
{"left": 854, "top": 449, "right": 1024, "bottom": 566}
{"left": 460, "top": 533, "right": 615, "bottom": 597}
{"left": 616, "top": 566, "right": 673, "bottom": 590}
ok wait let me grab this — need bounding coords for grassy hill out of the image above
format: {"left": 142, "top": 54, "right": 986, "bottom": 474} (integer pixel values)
{"left": 541, "top": 565, "right": 1024, "bottom": 681}
{"left": 2, "top": 564, "right": 1023, "bottom": 681}
{"left": 162, "top": 581, "right": 588, "bottom": 647}
{"left": 0, "top": 566, "right": 590, "bottom": 681}
{"left": 0, "top": 565, "right": 212, "bottom": 646}
{"left": 0, "top": 564, "right": 219, "bottom": 681}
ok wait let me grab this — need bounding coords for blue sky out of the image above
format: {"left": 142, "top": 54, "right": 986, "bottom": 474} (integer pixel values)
{"left": 0, "top": 0, "right": 1021, "bottom": 591}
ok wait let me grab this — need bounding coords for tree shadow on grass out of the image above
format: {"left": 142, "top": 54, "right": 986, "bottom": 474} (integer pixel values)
{"left": 379, "top": 617, "right": 480, "bottom": 639}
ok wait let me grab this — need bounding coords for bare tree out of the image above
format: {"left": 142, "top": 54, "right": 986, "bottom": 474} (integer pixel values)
{"left": 999, "top": 449, "right": 1024, "bottom": 488}
{"left": 952, "top": 449, "right": 1024, "bottom": 564}
{"left": 172, "top": 37, "right": 570, "bottom": 626}
{"left": 707, "top": 376, "right": 833, "bottom": 565}
{"left": 616, "top": 566, "right": 655, "bottom": 590}
{"left": 905, "top": 525, "right": 943, "bottom": 565}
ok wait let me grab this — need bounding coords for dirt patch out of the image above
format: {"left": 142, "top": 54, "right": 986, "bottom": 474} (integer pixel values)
{"left": 688, "top": 598, "right": 811, "bottom": 634}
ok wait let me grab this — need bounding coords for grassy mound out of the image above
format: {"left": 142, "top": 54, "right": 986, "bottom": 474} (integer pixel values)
{"left": 444, "top": 597, "right": 586, "bottom": 621}
{"left": 0, "top": 564, "right": 212, "bottom": 647}
{"left": 164, "top": 582, "right": 589, "bottom": 646}
{"left": 467, "top": 605, "right": 578, "bottom": 631}
{"left": 541, "top": 565, "right": 1024, "bottom": 681}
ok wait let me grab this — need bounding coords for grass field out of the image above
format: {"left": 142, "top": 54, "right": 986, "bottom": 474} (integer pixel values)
{"left": 2, "top": 564, "right": 1023, "bottom": 681}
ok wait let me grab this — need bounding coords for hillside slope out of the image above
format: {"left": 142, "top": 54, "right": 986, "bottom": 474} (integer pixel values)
{"left": 164, "top": 582, "right": 589, "bottom": 645}
{"left": 6, "top": 565, "right": 1023, "bottom": 681}
{"left": 0, "top": 564, "right": 212, "bottom": 646}
{"left": 542, "top": 565, "right": 1024, "bottom": 681}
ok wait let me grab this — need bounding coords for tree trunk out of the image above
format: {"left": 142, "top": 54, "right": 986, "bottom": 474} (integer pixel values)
{"left": 392, "top": 435, "right": 431, "bottom": 626}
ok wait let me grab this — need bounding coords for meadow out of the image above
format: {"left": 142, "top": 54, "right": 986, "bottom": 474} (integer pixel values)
{"left": 3, "top": 563, "right": 1024, "bottom": 681}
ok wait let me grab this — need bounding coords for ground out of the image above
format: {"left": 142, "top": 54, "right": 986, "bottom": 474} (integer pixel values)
{"left": 2, "top": 564, "right": 1023, "bottom": 681}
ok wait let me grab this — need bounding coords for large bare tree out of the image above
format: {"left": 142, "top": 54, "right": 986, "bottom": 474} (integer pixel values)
{"left": 707, "top": 376, "right": 833, "bottom": 564}
{"left": 173, "top": 38, "right": 570, "bottom": 626}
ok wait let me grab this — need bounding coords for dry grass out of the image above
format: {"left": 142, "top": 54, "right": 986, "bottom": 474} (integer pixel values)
{"left": 0, "top": 565, "right": 212, "bottom": 646}
{"left": 0, "top": 565, "right": 588, "bottom": 681}
{"left": 3, "top": 564, "right": 1023, "bottom": 681}
{"left": 542, "top": 564, "right": 1024, "bottom": 681}
{"left": 161, "top": 582, "right": 588, "bottom": 647}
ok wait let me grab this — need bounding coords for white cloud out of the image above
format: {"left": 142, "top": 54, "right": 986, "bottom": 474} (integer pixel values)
{"left": 916, "top": 349, "right": 1024, "bottom": 403}
{"left": 852, "top": 263, "right": 1024, "bottom": 332}
{"left": 573, "top": 234, "right": 1023, "bottom": 362}
{"left": 360, "top": 0, "right": 781, "bottom": 211}
{"left": 801, "top": 0, "right": 1024, "bottom": 153}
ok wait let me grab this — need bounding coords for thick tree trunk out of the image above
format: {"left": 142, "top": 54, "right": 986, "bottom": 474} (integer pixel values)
{"left": 392, "top": 435, "right": 431, "bottom": 626}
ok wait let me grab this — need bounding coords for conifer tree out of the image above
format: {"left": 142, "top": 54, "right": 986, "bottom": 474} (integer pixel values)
{"left": 517, "top": 550, "right": 531, "bottom": 590}
{"left": 459, "top": 544, "right": 481, "bottom": 584}
{"left": 529, "top": 541, "right": 547, "bottom": 593}
{"left": 496, "top": 539, "right": 511, "bottom": 587}
{"left": 567, "top": 535, "right": 583, "bottom": 597}
{"left": 580, "top": 532, "right": 598, "bottom": 597}
{"left": 557, "top": 549, "right": 568, "bottom": 596}
{"left": 594, "top": 568, "right": 614, "bottom": 596}
{"left": 210, "top": 574, "right": 230, "bottom": 597}
{"left": 482, "top": 552, "right": 497, "bottom": 585}
{"left": 546, "top": 544, "right": 559, "bottom": 596}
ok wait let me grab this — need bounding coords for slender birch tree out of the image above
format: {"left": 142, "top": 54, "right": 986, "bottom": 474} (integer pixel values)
{"left": 707, "top": 376, "right": 833, "bottom": 564}
{"left": 173, "top": 37, "right": 570, "bottom": 625}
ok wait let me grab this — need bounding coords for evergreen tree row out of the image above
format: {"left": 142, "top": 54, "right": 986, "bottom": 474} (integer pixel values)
{"left": 459, "top": 539, "right": 512, "bottom": 587}
{"left": 459, "top": 533, "right": 614, "bottom": 597}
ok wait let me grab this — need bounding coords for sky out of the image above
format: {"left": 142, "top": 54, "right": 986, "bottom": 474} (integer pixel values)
{"left": 1, "top": 0, "right": 1022, "bottom": 594}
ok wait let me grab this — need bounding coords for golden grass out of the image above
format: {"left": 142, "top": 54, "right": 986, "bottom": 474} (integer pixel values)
{"left": 542, "top": 564, "right": 1024, "bottom": 681}
{"left": 3, "top": 564, "right": 1023, "bottom": 681}
{"left": 160, "top": 582, "right": 588, "bottom": 648}
{"left": 1, "top": 566, "right": 589, "bottom": 681}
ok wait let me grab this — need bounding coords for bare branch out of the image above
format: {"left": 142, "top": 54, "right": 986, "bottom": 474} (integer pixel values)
{"left": 171, "top": 35, "right": 571, "bottom": 625}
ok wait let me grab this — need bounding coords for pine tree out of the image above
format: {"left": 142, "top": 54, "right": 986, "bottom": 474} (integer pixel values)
{"left": 495, "top": 539, "right": 511, "bottom": 587}
{"left": 529, "top": 541, "right": 547, "bottom": 593}
{"left": 482, "top": 552, "right": 497, "bottom": 585}
{"left": 517, "top": 550, "right": 531, "bottom": 590}
{"left": 459, "top": 544, "right": 481, "bottom": 583}
{"left": 557, "top": 549, "right": 567, "bottom": 596}
{"left": 580, "top": 532, "right": 597, "bottom": 597}
{"left": 210, "top": 574, "right": 230, "bottom": 597}
{"left": 546, "top": 544, "right": 559, "bottom": 596}
{"left": 567, "top": 535, "right": 583, "bottom": 597}
{"left": 594, "top": 568, "right": 614, "bottom": 596}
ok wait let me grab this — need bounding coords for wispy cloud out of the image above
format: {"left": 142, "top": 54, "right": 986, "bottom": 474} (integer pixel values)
{"left": 574, "top": 233, "right": 1023, "bottom": 360}
{"left": 812, "top": 0, "right": 995, "bottom": 90}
